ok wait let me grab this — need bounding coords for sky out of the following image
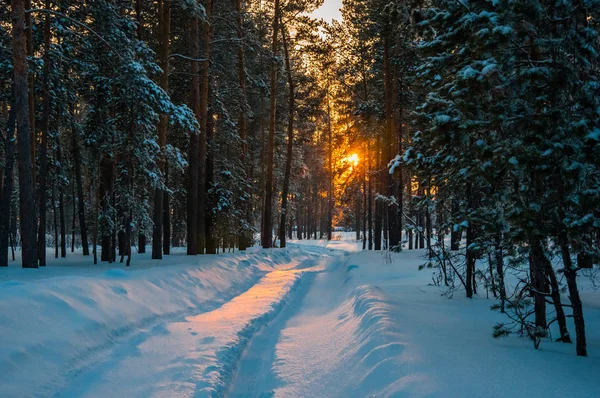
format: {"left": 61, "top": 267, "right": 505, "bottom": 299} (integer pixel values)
{"left": 310, "top": 0, "right": 343, "bottom": 22}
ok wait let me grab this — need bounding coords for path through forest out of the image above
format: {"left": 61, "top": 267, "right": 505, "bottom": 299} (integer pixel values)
{"left": 1, "top": 242, "right": 599, "bottom": 397}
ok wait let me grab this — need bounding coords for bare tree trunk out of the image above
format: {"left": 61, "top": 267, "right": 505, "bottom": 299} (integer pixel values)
{"left": 529, "top": 240, "right": 548, "bottom": 333}
{"left": 261, "top": 0, "right": 280, "bottom": 248}
{"left": 327, "top": 77, "right": 333, "bottom": 241}
{"left": 408, "top": 190, "right": 413, "bottom": 250}
{"left": 163, "top": 162, "right": 170, "bottom": 255}
{"left": 465, "top": 183, "right": 474, "bottom": 298}
{"left": 12, "top": 0, "right": 38, "bottom": 268}
{"left": 418, "top": 185, "right": 426, "bottom": 249}
{"left": 426, "top": 185, "right": 433, "bottom": 260}
{"left": 38, "top": 0, "right": 52, "bottom": 266}
{"left": 197, "top": 0, "right": 213, "bottom": 254}
{"left": 25, "top": 0, "right": 35, "bottom": 188}
{"left": 99, "top": 156, "right": 114, "bottom": 263}
{"left": 236, "top": 0, "right": 252, "bottom": 251}
{"left": 374, "top": 135, "right": 382, "bottom": 250}
{"left": 187, "top": 15, "right": 200, "bottom": 256}
{"left": 136, "top": 0, "right": 146, "bottom": 256}
{"left": 278, "top": 21, "right": 294, "bottom": 249}
{"left": 494, "top": 231, "right": 506, "bottom": 312}
{"left": 568, "top": 255, "right": 587, "bottom": 356}
{"left": 556, "top": 229, "right": 585, "bottom": 354}
{"left": 362, "top": 147, "right": 367, "bottom": 249}
{"left": 383, "top": 34, "right": 399, "bottom": 248}
{"left": 0, "top": 96, "right": 16, "bottom": 266}
{"left": 396, "top": 85, "right": 404, "bottom": 247}
{"left": 367, "top": 141, "right": 373, "bottom": 250}
{"left": 57, "top": 143, "right": 66, "bottom": 257}
{"left": 450, "top": 199, "right": 460, "bottom": 251}
{"left": 120, "top": 156, "right": 134, "bottom": 267}
{"left": 355, "top": 192, "right": 361, "bottom": 241}
{"left": 52, "top": 186, "right": 58, "bottom": 258}
{"left": 544, "top": 255, "right": 571, "bottom": 343}
{"left": 71, "top": 172, "right": 76, "bottom": 253}
{"left": 152, "top": 0, "right": 170, "bottom": 259}
{"left": 205, "top": 95, "right": 216, "bottom": 254}
{"left": 71, "top": 108, "right": 89, "bottom": 255}
{"left": 93, "top": 180, "right": 98, "bottom": 265}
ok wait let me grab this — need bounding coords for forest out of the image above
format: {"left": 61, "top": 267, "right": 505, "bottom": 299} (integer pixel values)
{"left": 1, "top": 0, "right": 600, "bottom": 374}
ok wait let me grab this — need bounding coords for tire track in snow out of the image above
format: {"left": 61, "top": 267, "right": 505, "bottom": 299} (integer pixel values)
{"left": 47, "top": 256, "right": 324, "bottom": 398}
{"left": 207, "top": 271, "right": 317, "bottom": 398}
{"left": 227, "top": 272, "right": 317, "bottom": 398}
{"left": 226, "top": 254, "right": 349, "bottom": 398}
{"left": 48, "top": 268, "right": 266, "bottom": 398}
{"left": 28, "top": 252, "right": 312, "bottom": 398}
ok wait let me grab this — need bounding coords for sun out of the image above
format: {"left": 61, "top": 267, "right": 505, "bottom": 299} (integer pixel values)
{"left": 344, "top": 153, "right": 359, "bottom": 168}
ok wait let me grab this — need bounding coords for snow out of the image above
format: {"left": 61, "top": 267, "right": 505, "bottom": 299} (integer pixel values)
{"left": 0, "top": 248, "right": 318, "bottom": 397}
{"left": 434, "top": 114, "right": 452, "bottom": 124}
{"left": 2, "top": 242, "right": 600, "bottom": 397}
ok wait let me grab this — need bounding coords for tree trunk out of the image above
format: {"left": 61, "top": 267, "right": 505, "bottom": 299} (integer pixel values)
{"left": 418, "top": 185, "right": 426, "bottom": 249}
{"left": 152, "top": 0, "right": 171, "bottom": 259}
{"left": 52, "top": 186, "right": 58, "bottom": 258}
{"left": 425, "top": 186, "right": 433, "bottom": 260}
{"left": 362, "top": 149, "right": 367, "bottom": 249}
{"left": 57, "top": 143, "right": 66, "bottom": 258}
{"left": 138, "top": 234, "right": 146, "bottom": 254}
{"left": 12, "top": 0, "right": 38, "bottom": 268}
{"left": 236, "top": 0, "right": 251, "bottom": 251}
{"left": 197, "top": 0, "right": 213, "bottom": 254}
{"left": 396, "top": 84, "right": 404, "bottom": 247}
{"left": 205, "top": 92, "right": 216, "bottom": 254}
{"left": 187, "top": 16, "right": 200, "bottom": 255}
{"left": 0, "top": 96, "right": 16, "bottom": 266}
{"left": 529, "top": 240, "right": 548, "bottom": 333}
{"left": 374, "top": 136, "right": 382, "bottom": 250}
{"left": 465, "top": 183, "right": 474, "bottom": 298}
{"left": 569, "top": 256, "right": 587, "bottom": 356}
{"left": 135, "top": 0, "right": 146, "bottom": 256}
{"left": 278, "top": 22, "right": 294, "bottom": 249}
{"left": 25, "top": 0, "right": 35, "bottom": 187}
{"left": 544, "top": 255, "right": 571, "bottom": 343}
{"left": 383, "top": 34, "right": 399, "bottom": 248}
{"left": 163, "top": 162, "right": 170, "bottom": 255}
{"left": 355, "top": 192, "right": 361, "bottom": 241}
{"left": 367, "top": 141, "right": 373, "bottom": 250}
{"left": 71, "top": 107, "right": 90, "bottom": 256}
{"left": 99, "top": 156, "right": 114, "bottom": 263}
{"left": 494, "top": 231, "right": 506, "bottom": 312}
{"left": 37, "top": 0, "right": 52, "bottom": 266}
{"left": 93, "top": 181, "right": 98, "bottom": 265}
{"left": 71, "top": 173, "right": 76, "bottom": 253}
{"left": 450, "top": 199, "right": 460, "bottom": 250}
{"left": 327, "top": 77, "right": 333, "bottom": 241}
{"left": 261, "top": 0, "right": 280, "bottom": 248}
{"left": 557, "top": 206, "right": 585, "bottom": 353}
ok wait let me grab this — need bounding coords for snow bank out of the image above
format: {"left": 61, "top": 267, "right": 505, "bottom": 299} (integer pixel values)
{"left": 0, "top": 249, "right": 315, "bottom": 397}
{"left": 263, "top": 247, "right": 600, "bottom": 397}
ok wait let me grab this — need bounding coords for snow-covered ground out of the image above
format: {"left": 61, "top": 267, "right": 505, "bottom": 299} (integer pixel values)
{"left": 1, "top": 241, "right": 599, "bottom": 397}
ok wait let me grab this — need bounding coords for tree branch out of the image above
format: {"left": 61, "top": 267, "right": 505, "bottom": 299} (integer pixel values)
{"left": 26, "top": 9, "right": 124, "bottom": 60}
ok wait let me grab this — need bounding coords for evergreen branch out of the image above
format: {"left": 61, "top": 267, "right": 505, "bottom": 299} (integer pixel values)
{"left": 167, "top": 53, "right": 209, "bottom": 63}
{"left": 26, "top": 9, "right": 124, "bottom": 60}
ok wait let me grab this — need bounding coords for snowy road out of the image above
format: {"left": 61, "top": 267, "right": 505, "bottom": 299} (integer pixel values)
{"left": 2, "top": 243, "right": 599, "bottom": 397}
{"left": 55, "top": 259, "right": 326, "bottom": 397}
